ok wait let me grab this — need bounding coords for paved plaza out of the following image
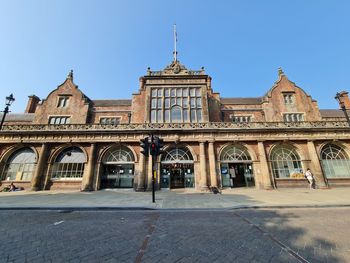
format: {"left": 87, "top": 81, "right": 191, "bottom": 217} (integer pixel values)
{"left": 1, "top": 188, "right": 350, "bottom": 262}
{"left": 0, "top": 208, "right": 349, "bottom": 263}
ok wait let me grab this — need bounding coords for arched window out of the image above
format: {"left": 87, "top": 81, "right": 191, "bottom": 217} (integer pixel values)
{"left": 270, "top": 145, "right": 302, "bottom": 179}
{"left": 321, "top": 144, "right": 350, "bottom": 178}
{"left": 220, "top": 145, "right": 251, "bottom": 162}
{"left": 2, "top": 148, "right": 36, "bottom": 181}
{"left": 104, "top": 146, "right": 135, "bottom": 163}
{"left": 51, "top": 147, "right": 85, "bottom": 179}
{"left": 161, "top": 147, "right": 193, "bottom": 163}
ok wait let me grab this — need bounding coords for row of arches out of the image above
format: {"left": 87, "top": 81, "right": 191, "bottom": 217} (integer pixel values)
{"left": 1, "top": 142, "right": 350, "bottom": 189}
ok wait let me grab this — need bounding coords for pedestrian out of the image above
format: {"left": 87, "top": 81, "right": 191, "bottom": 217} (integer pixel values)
{"left": 9, "top": 182, "right": 17, "bottom": 192}
{"left": 229, "top": 165, "right": 236, "bottom": 188}
{"left": 305, "top": 168, "right": 315, "bottom": 189}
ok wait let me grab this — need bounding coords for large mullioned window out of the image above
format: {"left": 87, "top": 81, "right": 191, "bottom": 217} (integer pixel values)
{"left": 151, "top": 87, "right": 202, "bottom": 123}
{"left": 51, "top": 147, "right": 85, "bottom": 179}
{"left": 2, "top": 148, "right": 36, "bottom": 181}
{"left": 321, "top": 144, "right": 350, "bottom": 178}
{"left": 270, "top": 145, "right": 303, "bottom": 179}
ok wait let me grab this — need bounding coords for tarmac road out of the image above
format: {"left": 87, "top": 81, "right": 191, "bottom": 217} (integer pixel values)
{"left": 0, "top": 207, "right": 349, "bottom": 263}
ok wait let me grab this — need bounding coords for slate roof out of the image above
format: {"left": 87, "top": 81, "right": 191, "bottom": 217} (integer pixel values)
{"left": 0, "top": 113, "right": 35, "bottom": 122}
{"left": 221, "top": 97, "right": 262, "bottom": 105}
{"left": 92, "top": 100, "right": 132, "bottom": 106}
{"left": 320, "top": 109, "right": 348, "bottom": 118}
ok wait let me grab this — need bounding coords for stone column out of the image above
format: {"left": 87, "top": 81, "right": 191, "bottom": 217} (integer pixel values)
{"left": 146, "top": 153, "right": 153, "bottom": 191}
{"left": 31, "top": 143, "right": 48, "bottom": 191}
{"left": 307, "top": 140, "right": 327, "bottom": 188}
{"left": 136, "top": 153, "right": 146, "bottom": 191}
{"left": 199, "top": 141, "right": 208, "bottom": 190}
{"left": 82, "top": 143, "right": 96, "bottom": 191}
{"left": 208, "top": 140, "right": 217, "bottom": 187}
{"left": 257, "top": 141, "right": 273, "bottom": 189}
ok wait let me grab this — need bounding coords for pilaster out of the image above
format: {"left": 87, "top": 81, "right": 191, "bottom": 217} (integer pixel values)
{"left": 307, "top": 140, "right": 327, "bottom": 188}
{"left": 31, "top": 143, "right": 48, "bottom": 191}
{"left": 199, "top": 141, "right": 208, "bottom": 190}
{"left": 257, "top": 141, "right": 273, "bottom": 189}
{"left": 81, "top": 143, "right": 96, "bottom": 191}
{"left": 146, "top": 154, "right": 152, "bottom": 190}
{"left": 208, "top": 140, "right": 217, "bottom": 187}
{"left": 136, "top": 153, "right": 146, "bottom": 191}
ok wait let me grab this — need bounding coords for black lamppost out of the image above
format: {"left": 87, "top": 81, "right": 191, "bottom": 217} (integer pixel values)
{"left": 0, "top": 94, "right": 15, "bottom": 130}
{"left": 335, "top": 92, "right": 350, "bottom": 127}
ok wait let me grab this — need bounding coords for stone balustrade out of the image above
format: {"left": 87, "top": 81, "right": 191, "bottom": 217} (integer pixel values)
{"left": 1, "top": 121, "right": 349, "bottom": 133}
{"left": 147, "top": 70, "right": 204, "bottom": 76}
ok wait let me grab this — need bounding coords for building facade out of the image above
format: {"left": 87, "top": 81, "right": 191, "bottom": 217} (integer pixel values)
{"left": 1, "top": 60, "right": 350, "bottom": 192}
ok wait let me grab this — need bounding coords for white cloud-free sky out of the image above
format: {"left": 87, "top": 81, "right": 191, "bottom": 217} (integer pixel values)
{"left": 0, "top": 0, "right": 349, "bottom": 112}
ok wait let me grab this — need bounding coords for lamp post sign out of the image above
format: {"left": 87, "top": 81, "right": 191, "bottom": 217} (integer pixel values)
{"left": 0, "top": 94, "right": 15, "bottom": 130}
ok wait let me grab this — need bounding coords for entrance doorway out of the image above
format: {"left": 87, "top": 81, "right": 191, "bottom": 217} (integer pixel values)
{"left": 161, "top": 163, "right": 194, "bottom": 189}
{"left": 100, "top": 146, "right": 135, "bottom": 189}
{"left": 220, "top": 144, "right": 255, "bottom": 188}
{"left": 160, "top": 146, "right": 195, "bottom": 189}
{"left": 221, "top": 163, "right": 254, "bottom": 188}
{"left": 100, "top": 164, "right": 134, "bottom": 188}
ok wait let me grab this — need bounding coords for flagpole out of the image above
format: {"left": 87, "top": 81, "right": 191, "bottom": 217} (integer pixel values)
{"left": 173, "top": 24, "right": 177, "bottom": 61}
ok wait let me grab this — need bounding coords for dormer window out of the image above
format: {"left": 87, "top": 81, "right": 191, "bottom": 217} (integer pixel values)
{"left": 231, "top": 115, "right": 252, "bottom": 123}
{"left": 283, "top": 113, "right": 304, "bottom": 122}
{"left": 49, "top": 116, "right": 71, "bottom": 125}
{"left": 57, "top": 96, "right": 69, "bottom": 108}
{"left": 283, "top": 93, "right": 294, "bottom": 104}
{"left": 100, "top": 117, "right": 120, "bottom": 125}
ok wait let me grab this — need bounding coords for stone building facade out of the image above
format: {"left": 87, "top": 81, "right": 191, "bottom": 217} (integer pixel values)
{"left": 1, "top": 61, "right": 350, "bottom": 192}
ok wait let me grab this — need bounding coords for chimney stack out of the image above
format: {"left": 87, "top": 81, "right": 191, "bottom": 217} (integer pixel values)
{"left": 25, "top": 95, "right": 40, "bottom": 113}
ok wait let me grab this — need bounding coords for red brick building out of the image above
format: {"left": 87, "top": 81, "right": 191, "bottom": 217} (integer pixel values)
{"left": 1, "top": 60, "right": 350, "bottom": 191}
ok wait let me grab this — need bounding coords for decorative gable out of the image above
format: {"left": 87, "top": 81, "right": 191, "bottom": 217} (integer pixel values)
{"left": 32, "top": 70, "right": 92, "bottom": 124}
{"left": 262, "top": 68, "right": 321, "bottom": 122}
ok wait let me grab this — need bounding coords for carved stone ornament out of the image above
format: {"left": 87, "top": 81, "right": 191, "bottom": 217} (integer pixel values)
{"left": 147, "top": 60, "right": 205, "bottom": 76}
{"left": 173, "top": 63, "right": 181, "bottom": 74}
{"left": 164, "top": 60, "right": 187, "bottom": 75}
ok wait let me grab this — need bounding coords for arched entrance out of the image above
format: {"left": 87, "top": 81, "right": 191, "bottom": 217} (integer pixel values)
{"left": 160, "top": 146, "right": 194, "bottom": 189}
{"left": 2, "top": 147, "right": 36, "bottom": 181}
{"left": 220, "top": 145, "right": 254, "bottom": 187}
{"left": 100, "top": 145, "right": 135, "bottom": 188}
{"left": 321, "top": 143, "right": 350, "bottom": 178}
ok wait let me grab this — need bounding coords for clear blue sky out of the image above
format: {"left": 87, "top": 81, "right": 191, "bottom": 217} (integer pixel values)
{"left": 0, "top": 0, "right": 349, "bottom": 113}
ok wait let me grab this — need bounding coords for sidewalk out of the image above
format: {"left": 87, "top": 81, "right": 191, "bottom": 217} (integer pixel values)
{"left": 0, "top": 187, "right": 349, "bottom": 210}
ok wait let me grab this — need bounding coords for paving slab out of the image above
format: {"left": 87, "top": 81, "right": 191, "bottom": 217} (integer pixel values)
{"left": 0, "top": 187, "right": 349, "bottom": 210}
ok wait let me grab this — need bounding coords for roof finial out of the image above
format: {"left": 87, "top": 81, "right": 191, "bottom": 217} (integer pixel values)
{"left": 67, "top": 69, "right": 73, "bottom": 80}
{"left": 173, "top": 24, "right": 178, "bottom": 62}
{"left": 278, "top": 67, "right": 284, "bottom": 76}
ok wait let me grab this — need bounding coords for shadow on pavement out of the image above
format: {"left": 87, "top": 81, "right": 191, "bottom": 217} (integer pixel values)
{"left": 235, "top": 208, "right": 345, "bottom": 263}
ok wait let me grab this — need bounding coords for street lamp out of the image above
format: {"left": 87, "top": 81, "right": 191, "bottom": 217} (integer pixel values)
{"left": 0, "top": 94, "right": 15, "bottom": 130}
{"left": 335, "top": 92, "right": 350, "bottom": 127}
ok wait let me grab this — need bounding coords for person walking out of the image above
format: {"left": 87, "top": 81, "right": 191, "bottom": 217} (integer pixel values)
{"left": 229, "top": 165, "right": 236, "bottom": 188}
{"left": 305, "top": 168, "right": 315, "bottom": 189}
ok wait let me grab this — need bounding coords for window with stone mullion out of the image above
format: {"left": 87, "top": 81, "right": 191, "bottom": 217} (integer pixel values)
{"left": 151, "top": 87, "right": 202, "bottom": 123}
